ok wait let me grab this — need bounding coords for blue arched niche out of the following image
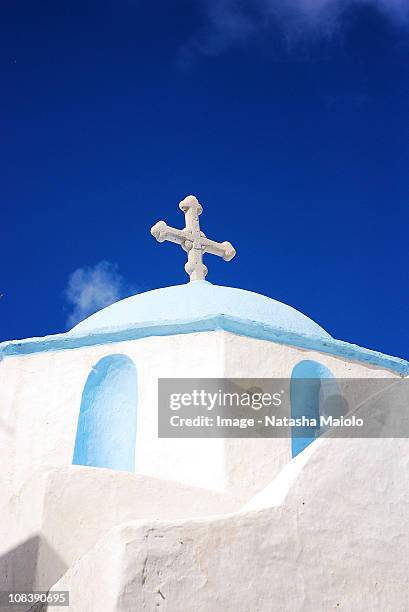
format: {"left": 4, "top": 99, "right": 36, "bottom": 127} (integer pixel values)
{"left": 291, "top": 360, "right": 338, "bottom": 458}
{"left": 73, "top": 354, "right": 137, "bottom": 471}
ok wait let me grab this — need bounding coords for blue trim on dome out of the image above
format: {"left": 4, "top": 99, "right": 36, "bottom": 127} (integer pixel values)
{"left": 1, "top": 314, "right": 408, "bottom": 375}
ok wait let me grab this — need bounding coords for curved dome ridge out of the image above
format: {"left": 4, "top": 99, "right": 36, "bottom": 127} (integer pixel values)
{"left": 71, "top": 281, "right": 331, "bottom": 340}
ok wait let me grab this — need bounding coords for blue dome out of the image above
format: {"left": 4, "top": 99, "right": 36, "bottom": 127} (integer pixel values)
{"left": 71, "top": 281, "right": 331, "bottom": 339}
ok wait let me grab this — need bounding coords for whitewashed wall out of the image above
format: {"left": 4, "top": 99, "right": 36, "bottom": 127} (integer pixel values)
{"left": 0, "top": 330, "right": 403, "bottom": 598}
{"left": 0, "top": 330, "right": 399, "bottom": 497}
{"left": 48, "top": 436, "right": 409, "bottom": 612}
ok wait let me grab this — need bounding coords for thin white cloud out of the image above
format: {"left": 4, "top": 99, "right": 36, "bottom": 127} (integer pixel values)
{"left": 181, "top": 0, "right": 409, "bottom": 61}
{"left": 64, "top": 261, "right": 131, "bottom": 329}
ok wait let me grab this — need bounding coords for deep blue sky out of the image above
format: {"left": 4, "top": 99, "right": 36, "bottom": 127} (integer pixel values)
{"left": 2, "top": 1, "right": 408, "bottom": 359}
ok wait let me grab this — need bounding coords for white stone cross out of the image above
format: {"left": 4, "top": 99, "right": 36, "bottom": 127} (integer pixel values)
{"left": 150, "top": 195, "right": 236, "bottom": 282}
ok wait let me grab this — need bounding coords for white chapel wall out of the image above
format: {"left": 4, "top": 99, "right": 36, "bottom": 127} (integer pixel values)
{"left": 0, "top": 329, "right": 401, "bottom": 502}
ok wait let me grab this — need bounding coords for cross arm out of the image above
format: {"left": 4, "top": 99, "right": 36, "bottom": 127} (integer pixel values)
{"left": 151, "top": 221, "right": 190, "bottom": 250}
{"left": 201, "top": 237, "right": 236, "bottom": 261}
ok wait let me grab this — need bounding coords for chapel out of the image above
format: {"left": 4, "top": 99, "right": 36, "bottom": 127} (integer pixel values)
{"left": 0, "top": 195, "right": 408, "bottom": 611}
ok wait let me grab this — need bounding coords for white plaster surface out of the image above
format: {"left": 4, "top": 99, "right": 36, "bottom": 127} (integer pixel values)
{"left": 0, "top": 331, "right": 396, "bottom": 497}
{"left": 0, "top": 466, "right": 238, "bottom": 593}
{"left": 48, "top": 435, "right": 409, "bottom": 611}
{"left": 0, "top": 329, "right": 405, "bottom": 610}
